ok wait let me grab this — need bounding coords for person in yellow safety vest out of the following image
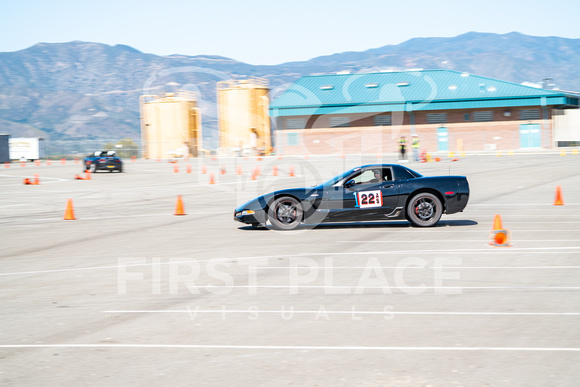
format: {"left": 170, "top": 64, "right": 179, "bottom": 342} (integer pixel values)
{"left": 412, "top": 134, "right": 420, "bottom": 162}
{"left": 399, "top": 136, "right": 407, "bottom": 160}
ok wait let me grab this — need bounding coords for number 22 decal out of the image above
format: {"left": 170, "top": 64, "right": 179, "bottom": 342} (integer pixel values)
{"left": 356, "top": 190, "right": 382, "bottom": 208}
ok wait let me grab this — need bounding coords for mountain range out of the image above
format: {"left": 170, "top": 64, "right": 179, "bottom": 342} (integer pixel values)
{"left": 1, "top": 31, "right": 579, "bottom": 146}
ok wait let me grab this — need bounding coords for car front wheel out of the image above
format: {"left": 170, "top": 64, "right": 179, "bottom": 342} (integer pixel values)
{"left": 407, "top": 192, "right": 442, "bottom": 227}
{"left": 268, "top": 197, "right": 303, "bottom": 230}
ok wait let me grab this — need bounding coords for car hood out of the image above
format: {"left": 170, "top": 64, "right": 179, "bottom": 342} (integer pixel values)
{"left": 235, "top": 186, "right": 322, "bottom": 212}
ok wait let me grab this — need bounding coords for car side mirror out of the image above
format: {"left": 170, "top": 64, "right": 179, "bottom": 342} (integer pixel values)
{"left": 344, "top": 179, "right": 355, "bottom": 188}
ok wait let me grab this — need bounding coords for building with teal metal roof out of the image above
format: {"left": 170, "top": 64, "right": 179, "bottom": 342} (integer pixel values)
{"left": 270, "top": 70, "right": 579, "bottom": 155}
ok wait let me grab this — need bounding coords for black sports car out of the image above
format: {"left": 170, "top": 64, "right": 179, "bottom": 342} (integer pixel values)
{"left": 84, "top": 151, "right": 123, "bottom": 173}
{"left": 234, "top": 164, "right": 469, "bottom": 230}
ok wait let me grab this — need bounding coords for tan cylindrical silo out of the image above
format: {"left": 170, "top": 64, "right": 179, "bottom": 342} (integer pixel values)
{"left": 217, "top": 78, "right": 270, "bottom": 155}
{"left": 140, "top": 93, "right": 202, "bottom": 159}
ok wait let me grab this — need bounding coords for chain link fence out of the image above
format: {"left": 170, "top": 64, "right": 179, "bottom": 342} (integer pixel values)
{"left": 42, "top": 138, "right": 141, "bottom": 159}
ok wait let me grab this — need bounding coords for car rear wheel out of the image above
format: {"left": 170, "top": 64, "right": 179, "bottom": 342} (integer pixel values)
{"left": 268, "top": 197, "right": 303, "bottom": 230}
{"left": 89, "top": 164, "right": 96, "bottom": 173}
{"left": 407, "top": 192, "right": 442, "bottom": 227}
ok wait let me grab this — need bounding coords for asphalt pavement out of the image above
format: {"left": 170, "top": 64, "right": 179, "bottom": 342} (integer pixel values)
{"left": 1, "top": 152, "right": 579, "bottom": 386}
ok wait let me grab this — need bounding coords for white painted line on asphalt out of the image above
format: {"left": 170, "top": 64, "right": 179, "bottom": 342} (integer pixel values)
{"left": 2, "top": 247, "right": 580, "bottom": 277}
{"left": 1, "top": 344, "right": 579, "bottom": 352}
{"left": 338, "top": 240, "right": 580, "bottom": 243}
{"left": 334, "top": 229, "right": 580, "bottom": 233}
{"left": 0, "top": 174, "right": 68, "bottom": 184}
{"left": 0, "top": 211, "right": 231, "bottom": 224}
{"left": 197, "top": 285, "right": 580, "bottom": 290}
{"left": 103, "top": 310, "right": 580, "bottom": 316}
{"left": 254, "top": 266, "right": 580, "bottom": 270}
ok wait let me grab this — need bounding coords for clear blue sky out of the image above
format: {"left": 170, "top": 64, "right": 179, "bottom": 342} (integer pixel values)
{"left": 1, "top": 0, "right": 579, "bottom": 65}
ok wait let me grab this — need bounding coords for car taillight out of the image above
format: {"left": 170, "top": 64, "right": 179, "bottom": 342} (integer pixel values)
{"left": 98, "top": 158, "right": 107, "bottom": 162}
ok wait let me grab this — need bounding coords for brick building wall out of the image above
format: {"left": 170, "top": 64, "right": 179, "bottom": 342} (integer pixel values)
{"left": 274, "top": 106, "right": 552, "bottom": 155}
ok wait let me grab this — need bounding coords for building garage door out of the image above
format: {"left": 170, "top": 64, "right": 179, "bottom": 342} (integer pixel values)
{"left": 437, "top": 127, "right": 448, "bottom": 151}
{"left": 520, "top": 124, "right": 541, "bottom": 148}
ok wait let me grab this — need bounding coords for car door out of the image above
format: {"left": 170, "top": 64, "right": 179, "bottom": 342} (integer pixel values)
{"left": 323, "top": 167, "right": 399, "bottom": 220}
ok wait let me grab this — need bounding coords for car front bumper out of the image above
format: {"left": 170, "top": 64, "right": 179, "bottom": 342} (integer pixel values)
{"left": 234, "top": 209, "right": 267, "bottom": 225}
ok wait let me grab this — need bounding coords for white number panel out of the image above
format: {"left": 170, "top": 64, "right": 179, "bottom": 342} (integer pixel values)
{"left": 356, "top": 190, "right": 383, "bottom": 208}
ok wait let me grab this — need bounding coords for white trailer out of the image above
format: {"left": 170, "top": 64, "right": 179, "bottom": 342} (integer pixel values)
{"left": 9, "top": 138, "right": 45, "bottom": 161}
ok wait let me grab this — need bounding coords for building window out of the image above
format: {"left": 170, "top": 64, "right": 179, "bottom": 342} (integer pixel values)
{"left": 285, "top": 118, "right": 306, "bottom": 130}
{"left": 473, "top": 111, "right": 494, "bottom": 121}
{"left": 520, "top": 109, "right": 540, "bottom": 120}
{"left": 374, "top": 115, "right": 392, "bottom": 126}
{"left": 464, "top": 113, "right": 470, "bottom": 121}
{"left": 427, "top": 113, "right": 447, "bottom": 124}
{"left": 286, "top": 133, "right": 299, "bottom": 146}
{"left": 329, "top": 117, "right": 350, "bottom": 127}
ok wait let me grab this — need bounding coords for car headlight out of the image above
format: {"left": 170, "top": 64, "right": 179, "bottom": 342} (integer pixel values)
{"left": 236, "top": 210, "right": 256, "bottom": 216}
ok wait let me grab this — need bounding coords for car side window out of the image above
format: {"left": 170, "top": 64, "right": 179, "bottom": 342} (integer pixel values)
{"left": 383, "top": 168, "right": 393, "bottom": 181}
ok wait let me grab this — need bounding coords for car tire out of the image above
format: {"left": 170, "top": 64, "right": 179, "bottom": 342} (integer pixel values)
{"left": 268, "top": 196, "right": 303, "bottom": 231}
{"left": 89, "top": 164, "right": 97, "bottom": 173}
{"left": 407, "top": 192, "right": 442, "bottom": 227}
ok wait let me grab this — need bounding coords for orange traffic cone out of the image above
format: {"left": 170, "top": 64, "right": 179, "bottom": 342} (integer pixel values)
{"left": 220, "top": 166, "right": 226, "bottom": 175}
{"left": 173, "top": 164, "right": 179, "bottom": 173}
{"left": 209, "top": 172, "right": 215, "bottom": 184}
{"left": 60, "top": 158, "right": 66, "bottom": 165}
{"left": 257, "top": 156, "right": 262, "bottom": 161}
{"left": 20, "top": 162, "right": 26, "bottom": 167}
{"left": 490, "top": 214, "right": 510, "bottom": 247}
{"left": 201, "top": 165, "right": 207, "bottom": 174}
{"left": 85, "top": 170, "right": 92, "bottom": 180}
{"left": 34, "top": 160, "right": 41, "bottom": 166}
{"left": 554, "top": 186, "right": 564, "bottom": 205}
{"left": 174, "top": 195, "right": 186, "bottom": 215}
{"left": 272, "top": 166, "right": 278, "bottom": 176}
{"left": 46, "top": 160, "right": 52, "bottom": 166}
{"left": 63, "top": 199, "right": 76, "bottom": 220}
{"left": 33, "top": 174, "right": 40, "bottom": 185}
{"left": 23, "top": 178, "right": 32, "bottom": 185}
{"left": 186, "top": 165, "right": 192, "bottom": 173}
{"left": 277, "top": 155, "right": 283, "bottom": 160}
{"left": 4, "top": 162, "right": 9, "bottom": 168}
{"left": 492, "top": 214, "right": 503, "bottom": 230}
{"left": 289, "top": 166, "right": 295, "bottom": 177}
{"left": 237, "top": 166, "right": 242, "bottom": 175}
